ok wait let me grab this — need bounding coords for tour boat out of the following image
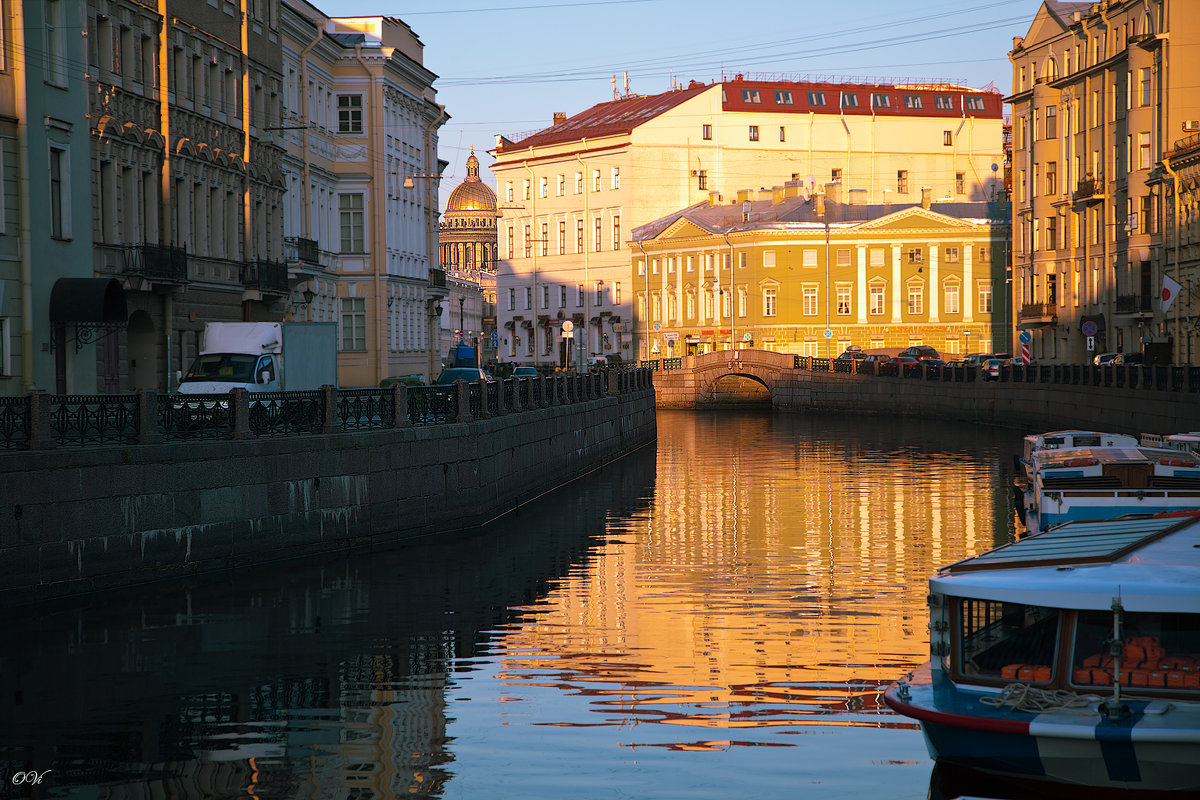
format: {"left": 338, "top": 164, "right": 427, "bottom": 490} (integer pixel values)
{"left": 1017, "top": 430, "right": 1139, "bottom": 483}
{"left": 1018, "top": 445, "right": 1200, "bottom": 535}
{"left": 885, "top": 512, "right": 1200, "bottom": 797}
{"left": 1141, "top": 432, "right": 1200, "bottom": 456}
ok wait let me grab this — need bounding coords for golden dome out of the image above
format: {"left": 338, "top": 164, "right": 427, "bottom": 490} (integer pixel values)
{"left": 445, "top": 149, "right": 497, "bottom": 213}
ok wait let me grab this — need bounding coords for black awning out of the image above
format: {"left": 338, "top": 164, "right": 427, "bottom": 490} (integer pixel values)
{"left": 49, "top": 278, "right": 128, "bottom": 323}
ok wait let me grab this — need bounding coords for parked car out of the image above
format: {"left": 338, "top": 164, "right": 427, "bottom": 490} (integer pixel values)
{"left": 433, "top": 367, "right": 493, "bottom": 385}
{"left": 982, "top": 358, "right": 1005, "bottom": 380}
{"left": 1112, "top": 352, "right": 1143, "bottom": 365}
{"left": 960, "top": 352, "right": 995, "bottom": 368}
{"left": 860, "top": 353, "right": 892, "bottom": 366}
{"left": 512, "top": 366, "right": 539, "bottom": 377}
{"left": 898, "top": 345, "right": 941, "bottom": 361}
{"left": 1093, "top": 352, "right": 1120, "bottom": 366}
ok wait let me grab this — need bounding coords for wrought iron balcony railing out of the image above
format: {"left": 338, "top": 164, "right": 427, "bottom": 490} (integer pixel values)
{"left": 242, "top": 259, "right": 289, "bottom": 294}
{"left": 124, "top": 243, "right": 189, "bottom": 284}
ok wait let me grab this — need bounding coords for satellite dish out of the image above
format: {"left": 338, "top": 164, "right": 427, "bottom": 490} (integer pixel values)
{"left": 806, "top": 175, "right": 815, "bottom": 192}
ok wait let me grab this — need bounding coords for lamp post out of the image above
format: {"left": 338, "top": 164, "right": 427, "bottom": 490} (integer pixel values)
{"left": 458, "top": 296, "right": 465, "bottom": 343}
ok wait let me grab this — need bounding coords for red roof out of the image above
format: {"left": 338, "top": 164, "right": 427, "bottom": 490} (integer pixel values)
{"left": 498, "top": 78, "right": 1003, "bottom": 153}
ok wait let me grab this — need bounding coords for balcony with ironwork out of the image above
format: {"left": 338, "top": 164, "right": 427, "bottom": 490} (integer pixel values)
{"left": 429, "top": 268, "right": 447, "bottom": 289}
{"left": 242, "top": 259, "right": 289, "bottom": 295}
{"left": 124, "top": 243, "right": 189, "bottom": 285}
{"left": 284, "top": 236, "right": 320, "bottom": 266}
{"left": 1018, "top": 302, "right": 1057, "bottom": 325}
{"left": 1116, "top": 294, "right": 1152, "bottom": 315}
{"left": 1073, "top": 175, "right": 1105, "bottom": 204}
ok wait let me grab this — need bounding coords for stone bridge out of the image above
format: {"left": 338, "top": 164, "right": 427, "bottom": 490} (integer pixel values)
{"left": 652, "top": 350, "right": 803, "bottom": 407}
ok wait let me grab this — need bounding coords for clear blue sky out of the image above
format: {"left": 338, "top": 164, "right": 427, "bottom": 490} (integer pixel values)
{"left": 316, "top": 0, "right": 1044, "bottom": 207}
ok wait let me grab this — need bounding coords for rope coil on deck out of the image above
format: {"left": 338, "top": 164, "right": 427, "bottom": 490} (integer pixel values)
{"left": 979, "top": 683, "right": 1102, "bottom": 714}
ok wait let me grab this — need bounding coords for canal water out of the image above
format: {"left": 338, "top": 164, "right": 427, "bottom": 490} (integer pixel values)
{"left": 1, "top": 410, "right": 1027, "bottom": 799}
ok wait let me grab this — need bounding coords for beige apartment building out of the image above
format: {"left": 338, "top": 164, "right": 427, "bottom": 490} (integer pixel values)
{"left": 631, "top": 187, "right": 1010, "bottom": 361}
{"left": 1009, "top": 0, "right": 1200, "bottom": 364}
{"left": 490, "top": 78, "right": 1005, "bottom": 368}
{"left": 280, "top": 4, "right": 447, "bottom": 386}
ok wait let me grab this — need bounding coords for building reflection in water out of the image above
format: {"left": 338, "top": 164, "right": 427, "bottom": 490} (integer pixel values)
{"left": 490, "top": 411, "right": 1016, "bottom": 745}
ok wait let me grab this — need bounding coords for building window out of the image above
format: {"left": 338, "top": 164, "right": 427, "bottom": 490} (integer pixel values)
{"left": 807, "top": 91, "right": 826, "bottom": 106}
{"left": 339, "top": 193, "right": 363, "bottom": 252}
{"left": 577, "top": 285, "right": 584, "bottom": 307}
{"left": 763, "top": 250, "right": 776, "bottom": 268}
{"left": 340, "top": 298, "right": 366, "bottom": 350}
{"left": 49, "top": 145, "right": 69, "bottom": 239}
{"left": 836, "top": 248, "right": 851, "bottom": 266}
{"left": 524, "top": 224, "right": 531, "bottom": 258}
{"left": 522, "top": 179, "right": 530, "bottom": 201}
{"left": 595, "top": 281, "right": 604, "bottom": 306}
{"left": 763, "top": 287, "right": 777, "bottom": 317}
{"left": 775, "top": 90, "right": 793, "bottom": 104}
{"left": 702, "top": 124, "right": 712, "bottom": 140}
{"left": 956, "top": 172, "right": 966, "bottom": 194}
{"left": 1139, "top": 67, "right": 1152, "bottom": 106}
{"left": 869, "top": 284, "right": 886, "bottom": 315}
{"left": 897, "top": 170, "right": 909, "bottom": 193}
{"left": 542, "top": 285, "right": 549, "bottom": 309}
{"left": 1045, "top": 105, "right": 1057, "bottom": 139}
{"left": 966, "top": 96, "right": 985, "bottom": 112}
{"left": 802, "top": 286, "right": 818, "bottom": 316}
{"left": 836, "top": 285, "right": 851, "bottom": 315}
{"left": 557, "top": 174, "right": 565, "bottom": 196}
{"left": 560, "top": 286, "right": 567, "bottom": 307}
{"left": 697, "top": 169, "right": 707, "bottom": 190}
{"left": 558, "top": 221, "right": 566, "bottom": 255}
{"left": 1046, "top": 161, "right": 1057, "bottom": 195}
{"left": 779, "top": 126, "right": 786, "bottom": 142}
{"left": 524, "top": 287, "right": 532, "bottom": 309}
{"left": 612, "top": 215, "right": 621, "bottom": 250}
{"left": 943, "top": 130, "right": 953, "bottom": 146}
{"left": 906, "top": 247, "right": 923, "bottom": 265}
{"left": 592, "top": 169, "right": 601, "bottom": 192}
{"left": 737, "top": 287, "right": 747, "bottom": 317}
{"left": 337, "top": 95, "right": 362, "bottom": 133}
{"left": 944, "top": 282, "right": 960, "bottom": 314}
{"left": 505, "top": 182, "right": 514, "bottom": 202}
{"left": 1139, "top": 132, "right": 1151, "bottom": 170}
{"left": 935, "top": 95, "right": 953, "bottom": 110}
{"left": 539, "top": 176, "right": 547, "bottom": 198}
{"left": 577, "top": 220, "right": 584, "bottom": 252}
{"left": 944, "top": 246, "right": 960, "bottom": 263}
{"left": 541, "top": 222, "right": 548, "bottom": 256}
{"left": 869, "top": 248, "right": 884, "bottom": 267}
{"left": 44, "top": 0, "right": 67, "bottom": 85}
{"left": 841, "top": 92, "right": 858, "bottom": 108}
{"left": 611, "top": 166, "right": 620, "bottom": 189}
{"left": 802, "top": 249, "right": 817, "bottom": 268}
{"left": 978, "top": 283, "right": 993, "bottom": 314}
{"left": 907, "top": 283, "right": 924, "bottom": 315}
{"left": 594, "top": 217, "right": 602, "bottom": 251}
{"left": 748, "top": 125, "right": 759, "bottom": 141}
{"left": 507, "top": 288, "right": 515, "bottom": 310}
{"left": 904, "top": 95, "right": 922, "bottom": 109}
{"left": 575, "top": 171, "right": 583, "bottom": 193}
{"left": 831, "top": 168, "right": 842, "bottom": 182}
{"left": 507, "top": 226, "right": 514, "bottom": 258}
{"left": 741, "top": 88, "right": 761, "bottom": 103}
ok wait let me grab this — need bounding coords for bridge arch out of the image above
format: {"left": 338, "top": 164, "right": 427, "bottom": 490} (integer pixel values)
{"left": 688, "top": 349, "right": 795, "bottom": 405}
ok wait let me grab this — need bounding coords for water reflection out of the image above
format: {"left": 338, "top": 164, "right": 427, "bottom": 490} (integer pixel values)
{"left": 0, "top": 410, "right": 1024, "bottom": 799}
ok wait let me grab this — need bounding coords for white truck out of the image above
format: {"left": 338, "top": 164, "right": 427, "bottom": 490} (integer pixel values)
{"left": 177, "top": 322, "right": 338, "bottom": 394}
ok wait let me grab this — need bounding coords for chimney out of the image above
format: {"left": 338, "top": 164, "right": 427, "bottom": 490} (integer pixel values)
{"left": 921, "top": 187, "right": 932, "bottom": 209}
{"left": 848, "top": 189, "right": 867, "bottom": 205}
{"left": 708, "top": 191, "right": 721, "bottom": 207}
{"left": 736, "top": 189, "right": 753, "bottom": 204}
{"left": 825, "top": 182, "right": 842, "bottom": 204}
{"left": 553, "top": 112, "right": 566, "bottom": 125}
{"left": 772, "top": 186, "right": 786, "bottom": 204}
{"left": 814, "top": 192, "right": 826, "bottom": 218}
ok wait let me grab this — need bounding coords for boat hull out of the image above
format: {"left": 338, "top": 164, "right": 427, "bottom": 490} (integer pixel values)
{"left": 885, "top": 669, "right": 1200, "bottom": 797}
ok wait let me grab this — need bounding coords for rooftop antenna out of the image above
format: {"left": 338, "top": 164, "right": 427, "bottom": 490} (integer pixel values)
{"left": 623, "top": 71, "right": 629, "bottom": 98}
{"left": 612, "top": 75, "right": 618, "bottom": 101}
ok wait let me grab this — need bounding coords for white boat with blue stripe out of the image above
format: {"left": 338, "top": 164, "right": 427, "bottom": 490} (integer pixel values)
{"left": 1018, "top": 430, "right": 1140, "bottom": 483}
{"left": 1019, "top": 445, "right": 1200, "bottom": 535}
{"left": 885, "top": 512, "right": 1200, "bottom": 797}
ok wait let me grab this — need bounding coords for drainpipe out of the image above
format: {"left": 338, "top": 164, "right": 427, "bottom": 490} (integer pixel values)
{"left": 1163, "top": 156, "right": 1182, "bottom": 361}
{"left": 13, "top": 0, "right": 33, "bottom": 390}
{"left": 298, "top": 26, "right": 323, "bottom": 240}
{"left": 523, "top": 151, "right": 537, "bottom": 365}
{"left": 576, "top": 140, "right": 591, "bottom": 370}
{"left": 353, "top": 45, "right": 386, "bottom": 386}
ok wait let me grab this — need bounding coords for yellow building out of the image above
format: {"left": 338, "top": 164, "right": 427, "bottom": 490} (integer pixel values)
{"left": 1009, "top": 0, "right": 1200, "bottom": 364}
{"left": 631, "top": 186, "right": 1011, "bottom": 360}
{"left": 280, "top": 6, "right": 447, "bottom": 386}
{"left": 490, "top": 78, "right": 1005, "bottom": 368}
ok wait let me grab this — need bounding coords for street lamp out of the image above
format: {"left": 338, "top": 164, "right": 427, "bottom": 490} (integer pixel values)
{"left": 459, "top": 296, "right": 465, "bottom": 342}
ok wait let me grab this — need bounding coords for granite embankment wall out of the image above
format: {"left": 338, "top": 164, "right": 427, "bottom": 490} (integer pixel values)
{"left": 774, "top": 370, "right": 1199, "bottom": 432}
{"left": 0, "top": 388, "right": 656, "bottom": 608}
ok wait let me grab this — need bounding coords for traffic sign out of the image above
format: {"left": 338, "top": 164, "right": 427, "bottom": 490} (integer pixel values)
{"left": 743, "top": 333, "right": 752, "bottom": 341}
{"left": 664, "top": 331, "right": 679, "bottom": 341}
{"left": 1081, "top": 321, "right": 1097, "bottom": 337}
{"left": 561, "top": 320, "right": 574, "bottom": 333}
{"left": 823, "top": 329, "right": 833, "bottom": 338}
{"left": 653, "top": 323, "right": 661, "bottom": 331}
{"left": 1019, "top": 330, "right": 1032, "bottom": 344}
{"left": 1087, "top": 335, "right": 1095, "bottom": 351}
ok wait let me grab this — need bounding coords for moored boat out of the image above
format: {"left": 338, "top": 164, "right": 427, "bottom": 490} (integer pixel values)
{"left": 1018, "top": 445, "right": 1200, "bottom": 535}
{"left": 885, "top": 512, "right": 1200, "bottom": 797}
{"left": 1017, "top": 431, "right": 1140, "bottom": 483}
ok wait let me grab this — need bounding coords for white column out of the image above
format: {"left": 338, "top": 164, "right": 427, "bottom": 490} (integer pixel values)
{"left": 856, "top": 245, "right": 868, "bottom": 324}
{"left": 891, "top": 244, "right": 902, "bottom": 323}
{"left": 928, "top": 245, "right": 940, "bottom": 323}
{"left": 963, "top": 244, "right": 974, "bottom": 323}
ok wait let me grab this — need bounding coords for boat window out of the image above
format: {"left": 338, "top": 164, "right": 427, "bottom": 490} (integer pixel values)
{"left": 1071, "top": 610, "right": 1200, "bottom": 692}
{"left": 957, "top": 599, "right": 1059, "bottom": 683}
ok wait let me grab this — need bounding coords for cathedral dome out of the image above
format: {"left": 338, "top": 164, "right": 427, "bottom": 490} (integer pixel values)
{"left": 445, "top": 150, "right": 497, "bottom": 213}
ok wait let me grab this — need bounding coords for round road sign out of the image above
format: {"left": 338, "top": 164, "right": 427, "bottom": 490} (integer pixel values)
{"left": 1019, "top": 330, "right": 1032, "bottom": 344}
{"left": 1081, "top": 321, "right": 1097, "bottom": 337}
{"left": 823, "top": 329, "right": 833, "bottom": 338}
{"left": 561, "top": 320, "right": 574, "bottom": 333}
